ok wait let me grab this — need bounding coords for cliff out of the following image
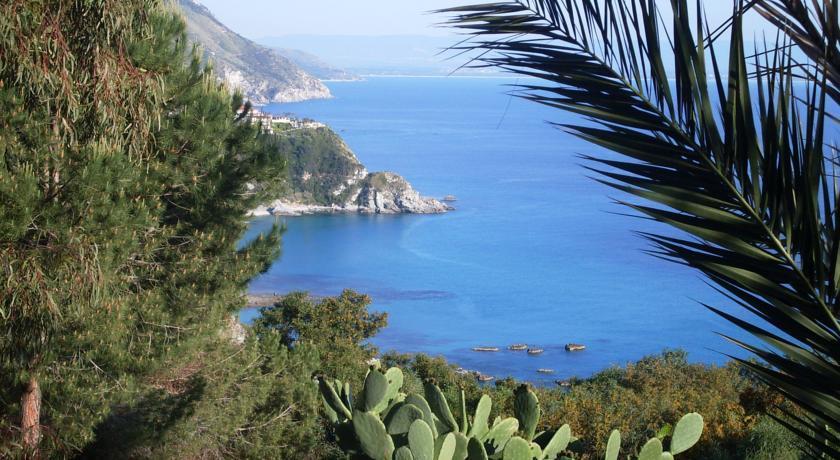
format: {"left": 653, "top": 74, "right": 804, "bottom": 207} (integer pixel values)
{"left": 178, "top": 0, "right": 331, "bottom": 104}
{"left": 251, "top": 127, "right": 450, "bottom": 216}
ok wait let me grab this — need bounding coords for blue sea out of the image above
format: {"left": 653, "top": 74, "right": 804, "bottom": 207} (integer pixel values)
{"left": 241, "top": 76, "right": 747, "bottom": 384}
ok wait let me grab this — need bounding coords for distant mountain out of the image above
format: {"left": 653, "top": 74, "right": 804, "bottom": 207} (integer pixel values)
{"left": 256, "top": 35, "right": 498, "bottom": 76}
{"left": 273, "top": 48, "right": 359, "bottom": 81}
{"left": 177, "top": 0, "right": 330, "bottom": 104}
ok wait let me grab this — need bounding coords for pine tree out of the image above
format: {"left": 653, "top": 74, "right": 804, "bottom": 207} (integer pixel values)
{"left": 0, "top": 2, "right": 288, "bottom": 455}
{"left": 0, "top": 1, "right": 169, "bottom": 454}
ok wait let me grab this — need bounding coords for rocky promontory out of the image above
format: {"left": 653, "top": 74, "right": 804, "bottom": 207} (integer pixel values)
{"left": 253, "top": 171, "right": 451, "bottom": 216}
{"left": 355, "top": 172, "right": 450, "bottom": 214}
{"left": 250, "top": 127, "right": 451, "bottom": 216}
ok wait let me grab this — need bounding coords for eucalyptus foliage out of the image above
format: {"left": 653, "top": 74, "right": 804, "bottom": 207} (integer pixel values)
{"left": 440, "top": 0, "right": 840, "bottom": 456}
{"left": 1, "top": 1, "right": 285, "bottom": 455}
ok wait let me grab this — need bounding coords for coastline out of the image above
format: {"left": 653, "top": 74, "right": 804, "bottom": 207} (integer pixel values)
{"left": 359, "top": 74, "right": 537, "bottom": 79}
{"left": 239, "top": 61, "right": 749, "bottom": 389}
{"left": 248, "top": 200, "right": 453, "bottom": 217}
{"left": 248, "top": 202, "right": 353, "bottom": 217}
{"left": 249, "top": 169, "right": 456, "bottom": 216}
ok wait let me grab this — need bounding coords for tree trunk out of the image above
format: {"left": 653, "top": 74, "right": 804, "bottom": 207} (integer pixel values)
{"left": 21, "top": 377, "right": 41, "bottom": 454}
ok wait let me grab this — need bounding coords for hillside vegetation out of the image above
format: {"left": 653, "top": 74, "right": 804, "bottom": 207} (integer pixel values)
{"left": 275, "top": 127, "right": 368, "bottom": 205}
{"left": 256, "top": 126, "right": 450, "bottom": 214}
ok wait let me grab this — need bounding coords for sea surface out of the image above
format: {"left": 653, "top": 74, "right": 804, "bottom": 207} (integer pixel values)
{"left": 241, "top": 76, "right": 748, "bottom": 384}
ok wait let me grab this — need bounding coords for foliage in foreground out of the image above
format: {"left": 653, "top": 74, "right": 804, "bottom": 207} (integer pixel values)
{"left": 0, "top": 1, "right": 285, "bottom": 456}
{"left": 317, "top": 365, "right": 704, "bottom": 460}
{"left": 86, "top": 290, "right": 385, "bottom": 458}
{"left": 384, "top": 350, "right": 801, "bottom": 459}
{"left": 86, "top": 317, "right": 333, "bottom": 459}
{"left": 440, "top": 0, "right": 840, "bottom": 455}
{"left": 256, "top": 290, "right": 388, "bottom": 387}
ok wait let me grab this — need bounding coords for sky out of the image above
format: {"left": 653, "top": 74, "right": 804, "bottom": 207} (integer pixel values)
{"left": 197, "top": 0, "right": 773, "bottom": 40}
{"left": 197, "top": 0, "right": 466, "bottom": 39}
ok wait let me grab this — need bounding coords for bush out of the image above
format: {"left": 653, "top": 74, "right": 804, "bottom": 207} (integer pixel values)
{"left": 378, "top": 350, "right": 794, "bottom": 459}
{"left": 739, "top": 416, "right": 803, "bottom": 460}
{"left": 85, "top": 289, "right": 387, "bottom": 457}
{"left": 256, "top": 290, "right": 387, "bottom": 388}
{"left": 85, "top": 334, "right": 333, "bottom": 459}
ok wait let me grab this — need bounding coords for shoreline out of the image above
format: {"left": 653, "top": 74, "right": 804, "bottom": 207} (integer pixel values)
{"left": 248, "top": 202, "right": 351, "bottom": 217}
{"left": 359, "top": 74, "right": 533, "bottom": 79}
{"left": 248, "top": 200, "right": 453, "bottom": 217}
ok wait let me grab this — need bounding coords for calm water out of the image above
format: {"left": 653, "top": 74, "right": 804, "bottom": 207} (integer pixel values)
{"left": 241, "top": 76, "right": 746, "bottom": 384}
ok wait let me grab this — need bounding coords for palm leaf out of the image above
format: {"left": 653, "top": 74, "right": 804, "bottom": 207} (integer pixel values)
{"left": 439, "top": 0, "right": 840, "bottom": 454}
{"left": 753, "top": 0, "right": 840, "bottom": 106}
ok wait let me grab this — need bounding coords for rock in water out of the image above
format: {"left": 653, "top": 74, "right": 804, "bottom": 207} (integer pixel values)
{"left": 354, "top": 172, "right": 451, "bottom": 214}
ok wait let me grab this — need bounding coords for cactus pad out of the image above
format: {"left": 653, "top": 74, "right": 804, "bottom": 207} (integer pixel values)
{"left": 423, "top": 381, "right": 458, "bottom": 433}
{"left": 385, "top": 403, "right": 424, "bottom": 435}
{"left": 513, "top": 385, "right": 540, "bottom": 441}
{"left": 541, "top": 424, "right": 571, "bottom": 460}
{"left": 352, "top": 409, "right": 394, "bottom": 460}
{"left": 670, "top": 413, "right": 703, "bottom": 455}
{"left": 468, "top": 394, "right": 492, "bottom": 439}
{"left": 408, "top": 419, "right": 435, "bottom": 460}
{"left": 362, "top": 369, "right": 390, "bottom": 412}
{"left": 502, "top": 436, "right": 531, "bottom": 460}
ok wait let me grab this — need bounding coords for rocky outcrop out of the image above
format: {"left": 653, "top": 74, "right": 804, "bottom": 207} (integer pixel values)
{"left": 216, "top": 65, "right": 330, "bottom": 104}
{"left": 250, "top": 127, "right": 452, "bottom": 216}
{"left": 178, "top": 0, "right": 331, "bottom": 104}
{"left": 353, "top": 172, "right": 451, "bottom": 214}
{"left": 253, "top": 173, "right": 451, "bottom": 216}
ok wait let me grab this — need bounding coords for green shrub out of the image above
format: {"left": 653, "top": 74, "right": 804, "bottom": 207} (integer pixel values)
{"left": 316, "top": 365, "right": 706, "bottom": 460}
{"left": 85, "top": 334, "right": 334, "bottom": 459}
{"left": 739, "top": 416, "right": 803, "bottom": 460}
{"left": 379, "top": 350, "right": 795, "bottom": 459}
{"left": 257, "top": 290, "right": 387, "bottom": 388}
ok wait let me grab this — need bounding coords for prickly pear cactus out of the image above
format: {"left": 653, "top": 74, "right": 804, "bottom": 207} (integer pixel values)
{"left": 513, "top": 384, "right": 540, "bottom": 441}
{"left": 502, "top": 436, "right": 531, "bottom": 460}
{"left": 315, "top": 369, "right": 705, "bottom": 460}
{"left": 353, "top": 409, "right": 394, "bottom": 460}
{"left": 468, "top": 394, "right": 491, "bottom": 439}
{"left": 424, "top": 380, "right": 459, "bottom": 434}
{"left": 669, "top": 413, "right": 703, "bottom": 455}
{"left": 362, "top": 368, "right": 390, "bottom": 412}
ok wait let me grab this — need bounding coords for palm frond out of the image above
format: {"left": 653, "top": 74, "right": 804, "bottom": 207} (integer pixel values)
{"left": 439, "top": 0, "right": 840, "bottom": 455}
{"left": 754, "top": 0, "right": 840, "bottom": 105}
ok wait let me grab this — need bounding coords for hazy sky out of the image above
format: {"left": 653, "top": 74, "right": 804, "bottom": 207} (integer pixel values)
{"left": 198, "top": 0, "right": 465, "bottom": 39}
{"left": 196, "top": 0, "right": 772, "bottom": 40}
